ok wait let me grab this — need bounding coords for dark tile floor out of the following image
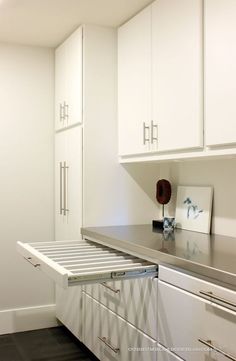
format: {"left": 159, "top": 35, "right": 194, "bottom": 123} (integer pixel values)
{"left": 0, "top": 327, "right": 98, "bottom": 361}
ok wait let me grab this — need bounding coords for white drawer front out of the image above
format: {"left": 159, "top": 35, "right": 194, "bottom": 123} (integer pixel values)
{"left": 159, "top": 265, "right": 236, "bottom": 311}
{"left": 157, "top": 344, "right": 183, "bottom": 361}
{"left": 84, "top": 277, "right": 157, "bottom": 339}
{"left": 83, "top": 293, "right": 157, "bottom": 361}
{"left": 56, "top": 285, "right": 82, "bottom": 340}
{"left": 158, "top": 280, "right": 236, "bottom": 361}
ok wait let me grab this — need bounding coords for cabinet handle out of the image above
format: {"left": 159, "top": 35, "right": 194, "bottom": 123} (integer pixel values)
{"left": 199, "top": 290, "right": 236, "bottom": 308}
{"left": 143, "top": 122, "right": 150, "bottom": 145}
{"left": 198, "top": 338, "right": 236, "bottom": 361}
{"left": 60, "top": 162, "right": 63, "bottom": 214}
{"left": 98, "top": 336, "right": 119, "bottom": 354}
{"left": 151, "top": 121, "right": 157, "bottom": 144}
{"left": 101, "top": 282, "right": 120, "bottom": 294}
{"left": 59, "top": 103, "right": 64, "bottom": 122}
{"left": 63, "top": 161, "right": 69, "bottom": 216}
{"left": 64, "top": 102, "right": 69, "bottom": 120}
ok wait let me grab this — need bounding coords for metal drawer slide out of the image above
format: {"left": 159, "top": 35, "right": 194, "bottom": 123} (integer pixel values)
{"left": 17, "top": 240, "right": 158, "bottom": 288}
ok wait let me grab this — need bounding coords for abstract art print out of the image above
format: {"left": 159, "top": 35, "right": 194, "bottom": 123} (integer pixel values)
{"left": 175, "top": 186, "right": 213, "bottom": 234}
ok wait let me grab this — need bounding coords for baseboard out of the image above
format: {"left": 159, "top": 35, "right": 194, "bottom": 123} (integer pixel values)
{"left": 0, "top": 304, "right": 60, "bottom": 335}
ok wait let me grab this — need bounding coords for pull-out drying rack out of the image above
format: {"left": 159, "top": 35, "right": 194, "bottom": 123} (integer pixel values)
{"left": 17, "top": 239, "right": 158, "bottom": 288}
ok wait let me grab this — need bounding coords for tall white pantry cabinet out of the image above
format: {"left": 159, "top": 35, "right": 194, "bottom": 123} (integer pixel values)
{"left": 54, "top": 25, "right": 117, "bottom": 340}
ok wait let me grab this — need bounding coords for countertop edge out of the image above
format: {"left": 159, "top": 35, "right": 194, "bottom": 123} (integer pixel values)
{"left": 81, "top": 227, "right": 236, "bottom": 289}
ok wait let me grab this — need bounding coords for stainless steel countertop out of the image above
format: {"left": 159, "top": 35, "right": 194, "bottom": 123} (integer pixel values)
{"left": 81, "top": 224, "right": 236, "bottom": 288}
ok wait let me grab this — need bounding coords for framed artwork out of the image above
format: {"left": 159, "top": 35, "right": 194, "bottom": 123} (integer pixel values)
{"left": 175, "top": 186, "right": 213, "bottom": 234}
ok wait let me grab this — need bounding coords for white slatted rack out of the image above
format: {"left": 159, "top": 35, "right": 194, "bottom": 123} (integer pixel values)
{"left": 17, "top": 240, "right": 158, "bottom": 288}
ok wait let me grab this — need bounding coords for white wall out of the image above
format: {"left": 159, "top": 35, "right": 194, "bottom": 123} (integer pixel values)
{"left": 0, "top": 43, "right": 56, "bottom": 334}
{"left": 168, "top": 159, "right": 236, "bottom": 238}
{"left": 118, "top": 158, "right": 236, "bottom": 238}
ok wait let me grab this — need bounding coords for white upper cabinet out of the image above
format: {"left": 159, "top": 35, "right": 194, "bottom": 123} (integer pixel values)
{"left": 55, "top": 27, "right": 83, "bottom": 131}
{"left": 118, "top": 0, "right": 203, "bottom": 157}
{"left": 152, "top": 0, "right": 203, "bottom": 152}
{"left": 118, "top": 7, "right": 152, "bottom": 156}
{"left": 205, "top": 0, "right": 236, "bottom": 147}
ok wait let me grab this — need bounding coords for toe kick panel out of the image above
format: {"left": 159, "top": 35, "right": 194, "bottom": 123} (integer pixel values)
{"left": 17, "top": 240, "right": 158, "bottom": 288}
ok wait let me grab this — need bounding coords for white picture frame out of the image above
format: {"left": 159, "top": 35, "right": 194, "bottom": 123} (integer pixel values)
{"left": 175, "top": 186, "right": 213, "bottom": 234}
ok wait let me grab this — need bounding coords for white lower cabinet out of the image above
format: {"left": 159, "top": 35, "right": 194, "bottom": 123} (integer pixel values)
{"left": 157, "top": 344, "right": 183, "bottom": 361}
{"left": 83, "top": 292, "right": 157, "bottom": 361}
{"left": 56, "top": 285, "right": 82, "bottom": 340}
{"left": 84, "top": 277, "right": 158, "bottom": 339}
{"left": 158, "top": 272, "right": 236, "bottom": 361}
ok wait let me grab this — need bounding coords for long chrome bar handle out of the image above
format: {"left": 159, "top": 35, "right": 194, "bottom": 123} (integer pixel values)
{"left": 63, "top": 161, "right": 69, "bottom": 216}
{"left": 98, "top": 337, "right": 119, "bottom": 354}
{"left": 24, "top": 257, "right": 40, "bottom": 268}
{"left": 101, "top": 282, "right": 120, "bottom": 294}
{"left": 198, "top": 338, "right": 236, "bottom": 361}
{"left": 199, "top": 290, "right": 236, "bottom": 308}
{"left": 60, "top": 162, "right": 63, "bottom": 215}
{"left": 143, "top": 122, "right": 150, "bottom": 145}
{"left": 151, "top": 120, "right": 157, "bottom": 144}
{"left": 63, "top": 161, "right": 66, "bottom": 216}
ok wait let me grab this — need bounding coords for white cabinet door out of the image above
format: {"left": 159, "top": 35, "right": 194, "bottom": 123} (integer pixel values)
{"left": 55, "top": 27, "right": 83, "bottom": 131}
{"left": 55, "top": 42, "right": 67, "bottom": 131}
{"left": 157, "top": 344, "right": 183, "bottom": 361}
{"left": 66, "top": 27, "right": 83, "bottom": 128}
{"left": 118, "top": 6, "right": 152, "bottom": 156}
{"left": 152, "top": 0, "right": 203, "bottom": 152}
{"left": 84, "top": 277, "right": 158, "bottom": 340}
{"left": 205, "top": 0, "right": 236, "bottom": 147}
{"left": 55, "top": 131, "right": 67, "bottom": 241}
{"left": 56, "top": 285, "right": 82, "bottom": 340}
{"left": 158, "top": 280, "right": 236, "bottom": 361}
{"left": 55, "top": 126, "right": 82, "bottom": 241}
{"left": 65, "top": 126, "right": 82, "bottom": 239}
{"left": 83, "top": 293, "right": 157, "bottom": 361}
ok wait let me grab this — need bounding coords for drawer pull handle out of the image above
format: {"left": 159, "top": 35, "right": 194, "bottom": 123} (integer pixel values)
{"left": 24, "top": 257, "right": 40, "bottom": 268}
{"left": 98, "top": 336, "right": 119, "bottom": 354}
{"left": 198, "top": 338, "right": 236, "bottom": 361}
{"left": 151, "top": 120, "right": 157, "bottom": 144}
{"left": 199, "top": 290, "right": 236, "bottom": 308}
{"left": 143, "top": 122, "right": 150, "bottom": 145}
{"left": 101, "top": 282, "right": 120, "bottom": 294}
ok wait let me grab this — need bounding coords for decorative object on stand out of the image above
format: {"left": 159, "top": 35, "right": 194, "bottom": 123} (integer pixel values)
{"left": 152, "top": 179, "right": 172, "bottom": 230}
{"left": 175, "top": 186, "right": 213, "bottom": 234}
{"left": 163, "top": 217, "right": 176, "bottom": 232}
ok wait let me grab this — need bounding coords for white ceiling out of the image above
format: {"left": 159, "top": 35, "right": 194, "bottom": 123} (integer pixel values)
{"left": 0, "top": 0, "right": 152, "bottom": 47}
